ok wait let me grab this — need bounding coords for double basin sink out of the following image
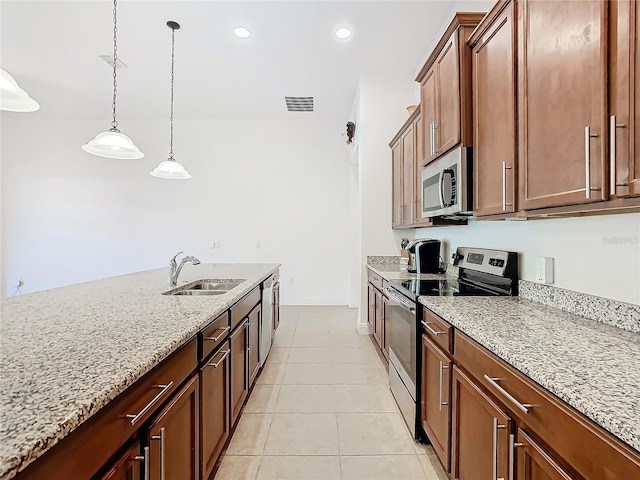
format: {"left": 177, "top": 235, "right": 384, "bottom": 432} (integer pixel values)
{"left": 165, "top": 279, "right": 246, "bottom": 296}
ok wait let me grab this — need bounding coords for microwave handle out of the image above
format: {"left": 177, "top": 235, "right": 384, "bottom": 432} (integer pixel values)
{"left": 438, "top": 170, "right": 445, "bottom": 208}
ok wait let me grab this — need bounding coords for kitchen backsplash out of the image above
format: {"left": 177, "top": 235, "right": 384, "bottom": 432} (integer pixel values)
{"left": 518, "top": 281, "right": 640, "bottom": 333}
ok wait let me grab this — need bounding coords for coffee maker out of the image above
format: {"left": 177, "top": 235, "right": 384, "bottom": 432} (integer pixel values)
{"left": 406, "top": 239, "right": 441, "bottom": 273}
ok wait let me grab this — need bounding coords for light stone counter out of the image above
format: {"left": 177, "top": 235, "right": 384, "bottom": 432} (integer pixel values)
{"left": 366, "top": 262, "right": 452, "bottom": 282}
{"left": 418, "top": 295, "right": 640, "bottom": 453}
{"left": 0, "top": 263, "right": 279, "bottom": 480}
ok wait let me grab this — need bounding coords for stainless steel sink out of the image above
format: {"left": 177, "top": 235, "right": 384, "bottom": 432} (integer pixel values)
{"left": 165, "top": 279, "right": 245, "bottom": 296}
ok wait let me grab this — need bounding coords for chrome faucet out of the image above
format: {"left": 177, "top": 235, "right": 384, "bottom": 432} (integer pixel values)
{"left": 169, "top": 251, "right": 201, "bottom": 286}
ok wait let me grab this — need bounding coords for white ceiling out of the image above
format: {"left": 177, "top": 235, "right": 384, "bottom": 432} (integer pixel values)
{"left": 1, "top": 1, "right": 469, "bottom": 121}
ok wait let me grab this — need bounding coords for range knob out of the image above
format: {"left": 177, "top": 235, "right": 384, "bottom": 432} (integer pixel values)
{"left": 452, "top": 252, "right": 464, "bottom": 264}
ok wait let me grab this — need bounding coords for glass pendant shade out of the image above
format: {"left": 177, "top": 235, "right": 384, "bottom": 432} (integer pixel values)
{"left": 82, "top": 130, "right": 144, "bottom": 159}
{"left": 0, "top": 68, "right": 40, "bottom": 112}
{"left": 150, "top": 159, "right": 191, "bottom": 179}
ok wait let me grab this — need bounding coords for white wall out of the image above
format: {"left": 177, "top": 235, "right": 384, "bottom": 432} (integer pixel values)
{"left": 415, "top": 214, "right": 640, "bottom": 305}
{"left": 0, "top": 116, "right": 351, "bottom": 304}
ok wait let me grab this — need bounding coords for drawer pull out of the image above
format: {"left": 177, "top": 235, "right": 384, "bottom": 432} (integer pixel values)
{"left": 134, "top": 446, "right": 150, "bottom": 480}
{"left": 206, "top": 326, "right": 230, "bottom": 342}
{"left": 484, "top": 375, "right": 533, "bottom": 414}
{"left": 207, "top": 349, "right": 230, "bottom": 368}
{"left": 151, "top": 426, "right": 166, "bottom": 480}
{"left": 422, "top": 321, "right": 444, "bottom": 336}
{"left": 125, "top": 381, "right": 174, "bottom": 425}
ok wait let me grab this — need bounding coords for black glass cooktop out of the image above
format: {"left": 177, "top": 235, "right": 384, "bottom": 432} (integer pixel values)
{"left": 389, "top": 277, "right": 508, "bottom": 300}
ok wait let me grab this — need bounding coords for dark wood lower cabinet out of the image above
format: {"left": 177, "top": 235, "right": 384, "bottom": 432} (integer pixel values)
{"left": 452, "top": 366, "right": 512, "bottom": 480}
{"left": 230, "top": 319, "right": 249, "bottom": 427}
{"left": 248, "top": 304, "right": 261, "bottom": 387}
{"left": 99, "top": 442, "right": 143, "bottom": 480}
{"left": 199, "top": 342, "right": 231, "bottom": 480}
{"left": 515, "top": 429, "right": 574, "bottom": 480}
{"left": 382, "top": 295, "right": 389, "bottom": 358}
{"left": 147, "top": 375, "right": 199, "bottom": 480}
{"left": 421, "top": 335, "right": 452, "bottom": 473}
{"left": 373, "top": 288, "right": 383, "bottom": 349}
{"left": 272, "top": 279, "right": 280, "bottom": 333}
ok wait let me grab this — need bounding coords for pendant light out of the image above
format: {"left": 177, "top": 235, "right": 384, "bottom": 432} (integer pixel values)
{"left": 0, "top": 68, "right": 40, "bottom": 112}
{"left": 150, "top": 21, "right": 191, "bottom": 180}
{"left": 82, "top": 0, "right": 143, "bottom": 159}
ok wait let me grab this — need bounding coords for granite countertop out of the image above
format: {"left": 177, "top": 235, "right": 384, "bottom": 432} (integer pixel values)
{"left": 366, "top": 262, "right": 453, "bottom": 281}
{"left": 418, "top": 295, "right": 640, "bottom": 452}
{"left": 0, "top": 263, "right": 279, "bottom": 480}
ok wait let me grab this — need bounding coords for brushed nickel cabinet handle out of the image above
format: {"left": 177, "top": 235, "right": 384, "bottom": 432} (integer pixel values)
{"left": 208, "top": 349, "right": 230, "bottom": 368}
{"left": 206, "top": 326, "right": 230, "bottom": 342}
{"left": 429, "top": 122, "right": 434, "bottom": 156}
{"left": 584, "top": 126, "right": 599, "bottom": 199}
{"left": 151, "top": 427, "right": 166, "bottom": 480}
{"left": 438, "top": 361, "right": 449, "bottom": 411}
{"left": 508, "top": 433, "right": 524, "bottom": 480}
{"left": 433, "top": 123, "right": 439, "bottom": 154}
{"left": 421, "top": 321, "right": 444, "bottom": 336}
{"left": 502, "top": 161, "right": 512, "bottom": 211}
{"left": 610, "top": 115, "right": 628, "bottom": 193}
{"left": 125, "top": 382, "right": 174, "bottom": 426}
{"left": 484, "top": 375, "right": 532, "bottom": 414}
{"left": 134, "top": 446, "right": 150, "bottom": 480}
{"left": 492, "top": 417, "right": 507, "bottom": 480}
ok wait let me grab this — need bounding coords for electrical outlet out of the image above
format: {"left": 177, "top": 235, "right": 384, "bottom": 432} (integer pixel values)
{"left": 536, "top": 257, "right": 554, "bottom": 284}
{"left": 210, "top": 241, "right": 221, "bottom": 249}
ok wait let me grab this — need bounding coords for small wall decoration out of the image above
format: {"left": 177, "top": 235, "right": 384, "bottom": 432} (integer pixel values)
{"left": 346, "top": 121, "right": 356, "bottom": 144}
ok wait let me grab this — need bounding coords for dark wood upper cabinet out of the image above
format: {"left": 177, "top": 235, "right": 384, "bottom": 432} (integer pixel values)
{"left": 610, "top": 0, "right": 640, "bottom": 198}
{"left": 199, "top": 342, "right": 231, "bottom": 480}
{"left": 402, "top": 124, "right": 415, "bottom": 225}
{"left": 518, "top": 0, "right": 607, "bottom": 210}
{"left": 451, "top": 366, "right": 512, "bottom": 480}
{"left": 515, "top": 429, "right": 575, "bottom": 480}
{"left": 417, "top": 13, "right": 483, "bottom": 165}
{"left": 147, "top": 375, "right": 199, "bottom": 480}
{"left": 470, "top": 0, "right": 517, "bottom": 217}
{"left": 421, "top": 334, "right": 452, "bottom": 473}
{"left": 391, "top": 139, "right": 403, "bottom": 227}
{"left": 230, "top": 319, "right": 249, "bottom": 428}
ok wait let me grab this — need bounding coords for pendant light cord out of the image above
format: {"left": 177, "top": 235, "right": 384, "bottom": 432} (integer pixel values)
{"left": 169, "top": 25, "right": 175, "bottom": 160}
{"left": 110, "top": 0, "right": 119, "bottom": 132}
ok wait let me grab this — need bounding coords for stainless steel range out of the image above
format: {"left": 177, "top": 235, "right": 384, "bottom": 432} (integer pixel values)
{"left": 385, "top": 247, "right": 519, "bottom": 438}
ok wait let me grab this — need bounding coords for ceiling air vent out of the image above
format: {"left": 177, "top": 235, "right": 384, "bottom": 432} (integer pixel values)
{"left": 285, "top": 96, "right": 314, "bottom": 112}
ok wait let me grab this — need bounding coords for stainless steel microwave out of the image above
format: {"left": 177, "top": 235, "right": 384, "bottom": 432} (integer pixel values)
{"left": 421, "top": 147, "right": 472, "bottom": 218}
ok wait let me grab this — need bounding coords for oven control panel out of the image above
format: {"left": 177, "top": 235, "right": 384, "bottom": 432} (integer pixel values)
{"left": 453, "top": 247, "right": 515, "bottom": 276}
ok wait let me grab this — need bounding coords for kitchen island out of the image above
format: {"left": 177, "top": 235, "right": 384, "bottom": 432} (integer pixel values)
{"left": 0, "top": 263, "right": 279, "bottom": 480}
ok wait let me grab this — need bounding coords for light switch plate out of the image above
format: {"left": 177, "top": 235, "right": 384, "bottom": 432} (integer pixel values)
{"left": 536, "top": 257, "right": 554, "bottom": 284}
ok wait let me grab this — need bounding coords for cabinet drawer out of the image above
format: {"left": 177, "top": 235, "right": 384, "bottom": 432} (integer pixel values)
{"left": 421, "top": 307, "right": 453, "bottom": 355}
{"left": 231, "top": 286, "right": 260, "bottom": 330}
{"left": 16, "top": 339, "right": 197, "bottom": 480}
{"left": 200, "top": 311, "right": 230, "bottom": 361}
{"left": 454, "top": 332, "right": 640, "bottom": 480}
{"left": 367, "top": 270, "right": 384, "bottom": 291}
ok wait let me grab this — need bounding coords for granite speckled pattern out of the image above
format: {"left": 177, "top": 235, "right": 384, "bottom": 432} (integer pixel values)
{"left": 0, "top": 263, "right": 279, "bottom": 480}
{"left": 519, "top": 280, "right": 640, "bottom": 333}
{"left": 418, "top": 296, "right": 640, "bottom": 452}
{"left": 366, "top": 255, "right": 400, "bottom": 265}
{"left": 366, "top": 263, "right": 451, "bottom": 282}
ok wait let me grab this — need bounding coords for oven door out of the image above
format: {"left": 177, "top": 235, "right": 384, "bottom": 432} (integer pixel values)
{"left": 386, "top": 287, "right": 417, "bottom": 398}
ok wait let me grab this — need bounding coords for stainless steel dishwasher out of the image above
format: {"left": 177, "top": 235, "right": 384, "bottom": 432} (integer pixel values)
{"left": 259, "top": 276, "right": 274, "bottom": 366}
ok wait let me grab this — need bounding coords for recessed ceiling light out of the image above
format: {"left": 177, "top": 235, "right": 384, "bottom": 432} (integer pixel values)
{"left": 234, "top": 27, "right": 250, "bottom": 39}
{"left": 335, "top": 27, "right": 351, "bottom": 40}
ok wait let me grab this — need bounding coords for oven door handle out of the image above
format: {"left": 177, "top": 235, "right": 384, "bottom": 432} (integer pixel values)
{"left": 385, "top": 288, "right": 416, "bottom": 313}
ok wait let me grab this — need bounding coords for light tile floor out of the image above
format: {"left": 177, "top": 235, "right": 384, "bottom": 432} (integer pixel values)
{"left": 215, "top": 306, "right": 448, "bottom": 480}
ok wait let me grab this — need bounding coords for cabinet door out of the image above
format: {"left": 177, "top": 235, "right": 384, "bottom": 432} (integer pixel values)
{"left": 473, "top": 1, "right": 517, "bottom": 216}
{"left": 436, "top": 32, "right": 461, "bottom": 156}
{"left": 367, "top": 283, "right": 375, "bottom": 328}
{"left": 515, "top": 429, "right": 574, "bottom": 480}
{"left": 421, "top": 335, "right": 452, "bottom": 473}
{"left": 518, "top": 0, "right": 607, "bottom": 209}
{"left": 230, "top": 320, "right": 249, "bottom": 427}
{"left": 248, "top": 304, "right": 261, "bottom": 387}
{"left": 610, "top": 0, "right": 640, "bottom": 198}
{"left": 422, "top": 69, "right": 438, "bottom": 165}
{"left": 99, "top": 442, "right": 143, "bottom": 480}
{"left": 392, "top": 140, "right": 403, "bottom": 226}
{"left": 200, "top": 342, "right": 231, "bottom": 480}
{"left": 373, "top": 288, "right": 383, "bottom": 349}
{"left": 452, "top": 366, "right": 512, "bottom": 480}
{"left": 148, "top": 375, "right": 199, "bottom": 480}
{"left": 401, "top": 125, "right": 415, "bottom": 225}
